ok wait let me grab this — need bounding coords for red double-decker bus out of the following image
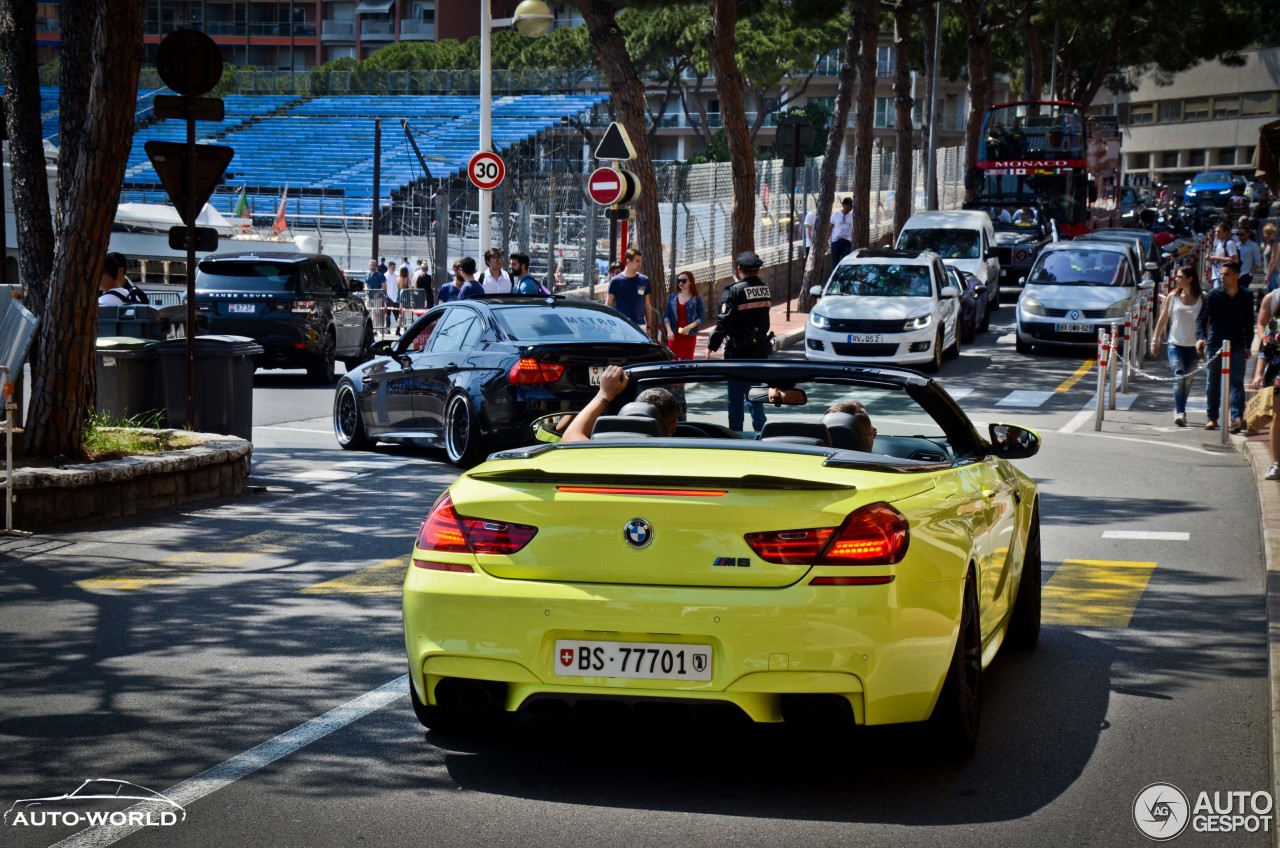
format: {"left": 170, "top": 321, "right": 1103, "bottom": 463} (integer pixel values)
{"left": 975, "top": 100, "right": 1092, "bottom": 237}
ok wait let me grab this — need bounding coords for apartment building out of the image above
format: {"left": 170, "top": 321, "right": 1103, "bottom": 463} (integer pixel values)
{"left": 1090, "top": 45, "right": 1280, "bottom": 184}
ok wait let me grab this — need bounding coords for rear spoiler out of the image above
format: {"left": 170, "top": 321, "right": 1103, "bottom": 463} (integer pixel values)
{"left": 467, "top": 468, "right": 858, "bottom": 492}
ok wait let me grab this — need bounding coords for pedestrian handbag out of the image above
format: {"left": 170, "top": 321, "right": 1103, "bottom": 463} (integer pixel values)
{"left": 1246, "top": 386, "right": 1274, "bottom": 433}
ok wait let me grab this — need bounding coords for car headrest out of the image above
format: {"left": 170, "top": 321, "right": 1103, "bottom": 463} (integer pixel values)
{"left": 590, "top": 416, "right": 663, "bottom": 439}
{"left": 758, "top": 420, "right": 831, "bottom": 447}
{"left": 618, "top": 401, "right": 660, "bottom": 419}
{"left": 821, "top": 412, "right": 871, "bottom": 452}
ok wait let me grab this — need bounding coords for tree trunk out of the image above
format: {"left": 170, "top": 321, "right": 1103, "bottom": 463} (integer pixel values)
{"left": 1069, "top": 13, "right": 1129, "bottom": 106}
{"left": 892, "top": 3, "right": 914, "bottom": 239}
{"left": 849, "top": 0, "right": 880, "bottom": 248}
{"left": 920, "top": 1, "right": 939, "bottom": 209}
{"left": 709, "top": 0, "right": 755, "bottom": 257}
{"left": 0, "top": 1, "right": 55, "bottom": 313}
{"left": 963, "top": 28, "right": 993, "bottom": 172}
{"left": 1022, "top": 21, "right": 1043, "bottom": 101}
{"left": 801, "top": 2, "right": 860, "bottom": 308}
{"left": 576, "top": 0, "right": 667, "bottom": 331}
{"left": 25, "top": 0, "right": 143, "bottom": 458}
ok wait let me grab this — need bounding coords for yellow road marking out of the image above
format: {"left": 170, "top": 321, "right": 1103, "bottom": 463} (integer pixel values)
{"left": 1042, "top": 558, "right": 1157, "bottom": 628}
{"left": 300, "top": 556, "right": 410, "bottom": 596}
{"left": 75, "top": 532, "right": 295, "bottom": 590}
{"left": 1055, "top": 359, "right": 1096, "bottom": 393}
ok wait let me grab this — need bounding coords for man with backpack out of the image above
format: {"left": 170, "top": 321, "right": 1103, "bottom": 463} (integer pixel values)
{"left": 510, "top": 253, "right": 548, "bottom": 295}
{"left": 97, "top": 252, "right": 148, "bottom": 305}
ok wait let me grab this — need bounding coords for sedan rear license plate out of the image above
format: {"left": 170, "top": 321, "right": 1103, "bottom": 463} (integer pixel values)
{"left": 228, "top": 303, "right": 256, "bottom": 314}
{"left": 846, "top": 334, "right": 883, "bottom": 344}
{"left": 554, "top": 639, "right": 712, "bottom": 681}
{"left": 588, "top": 365, "right": 606, "bottom": 386}
{"left": 1055, "top": 323, "right": 1093, "bottom": 333}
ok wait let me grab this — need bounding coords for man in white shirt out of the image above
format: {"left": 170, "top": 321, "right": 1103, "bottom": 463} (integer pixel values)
{"left": 803, "top": 208, "right": 817, "bottom": 259}
{"left": 830, "top": 197, "right": 854, "bottom": 267}
{"left": 1237, "top": 224, "right": 1264, "bottom": 290}
{"left": 480, "top": 248, "right": 513, "bottom": 295}
{"left": 1208, "top": 221, "right": 1239, "bottom": 288}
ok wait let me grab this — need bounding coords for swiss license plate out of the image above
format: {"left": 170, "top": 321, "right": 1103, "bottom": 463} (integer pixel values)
{"left": 228, "top": 303, "right": 256, "bottom": 314}
{"left": 1055, "top": 322, "right": 1093, "bottom": 333}
{"left": 588, "top": 365, "right": 606, "bottom": 386}
{"left": 554, "top": 639, "right": 712, "bottom": 681}
{"left": 846, "top": 334, "right": 882, "bottom": 344}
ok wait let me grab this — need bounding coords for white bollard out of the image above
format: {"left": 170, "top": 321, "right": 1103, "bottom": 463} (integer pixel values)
{"left": 1221, "top": 339, "right": 1232, "bottom": 445}
{"left": 1095, "top": 328, "right": 1108, "bottom": 431}
{"left": 1121, "top": 315, "right": 1132, "bottom": 394}
{"left": 1109, "top": 323, "right": 1119, "bottom": 410}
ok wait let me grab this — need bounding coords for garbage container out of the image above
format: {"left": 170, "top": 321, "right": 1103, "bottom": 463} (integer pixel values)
{"left": 95, "top": 336, "right": 162, "bottom": 422}
{"left": 156, "top": 335, "right": 263, "bottom": 439}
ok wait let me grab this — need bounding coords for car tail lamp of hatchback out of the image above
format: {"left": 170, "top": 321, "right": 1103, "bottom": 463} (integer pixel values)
{"left": 744, "top": 503, "right": 909, "bottom": 575}
{"left": 414, "top": 494, "right": 538, "bottom": 570}
{"left": 509, "top": 357, "right": 565, "bottom": 385}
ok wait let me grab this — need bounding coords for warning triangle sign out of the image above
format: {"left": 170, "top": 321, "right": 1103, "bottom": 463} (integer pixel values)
{"left": 145, "top": 140, "right": 235, "bottom": 227}
{"left": 594, "top": 122, "right": 636, "bottom": 162}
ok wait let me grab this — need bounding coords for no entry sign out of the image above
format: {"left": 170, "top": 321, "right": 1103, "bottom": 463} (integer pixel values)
{"left": 468, "top": 151, "right": 506, "bottom": 190}
{"left": 588, "top": 166, "right": 639, "bottom": 207}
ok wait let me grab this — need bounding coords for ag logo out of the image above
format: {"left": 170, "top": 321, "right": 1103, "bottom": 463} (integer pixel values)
{"left": 1068, "top": 309, "right": 1081, "bottom": 321}
{"left": 623, "top": 518, "right": 653, "bottom": 548}
{"left": 1133, "top": 782, "right": 1189, "bottom": 841}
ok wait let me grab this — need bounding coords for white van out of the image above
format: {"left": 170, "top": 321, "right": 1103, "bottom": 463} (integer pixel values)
{"left": 895, "top": 210, "right": 1001, "bottom": 310}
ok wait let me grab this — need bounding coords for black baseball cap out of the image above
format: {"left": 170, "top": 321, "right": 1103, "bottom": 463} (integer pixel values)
{"left": 735, "top": 250, "right": 763, "bottom": 270}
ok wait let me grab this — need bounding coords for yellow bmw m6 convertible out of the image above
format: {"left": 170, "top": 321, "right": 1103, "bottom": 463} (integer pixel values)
{"left": 403, "top": 361, "right": 1041, "bottom": 753}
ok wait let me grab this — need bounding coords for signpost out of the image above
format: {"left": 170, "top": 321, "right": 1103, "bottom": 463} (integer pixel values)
{"left": 591, "top": 123, "right": 641, "bottom": 265}
{"left": 587, "top": 167, "right": 624, "bottom": 206}
{"left": 775, "top": 116, "right": 814, "bottom": 319}
{"left": 147, "top": 29, "right": 228, "bottom": 430}
{"left": 468, "top": 151, "right": 506, "bottom": 191}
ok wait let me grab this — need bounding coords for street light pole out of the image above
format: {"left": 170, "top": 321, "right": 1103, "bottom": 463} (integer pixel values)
{"left": 479, "top": 2, "right": 494, "bottom": 256}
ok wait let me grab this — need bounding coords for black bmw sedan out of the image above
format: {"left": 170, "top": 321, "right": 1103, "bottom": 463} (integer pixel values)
{"left": 332, "top": 296, "right": 672, "bottom": 466}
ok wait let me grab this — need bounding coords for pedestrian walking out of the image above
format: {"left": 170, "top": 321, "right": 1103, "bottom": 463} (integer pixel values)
{"left": 606, "top": 248, "right": 654, "bottom": 337}
{"left": 437, "top": 261, "right": 462, "bottom": 303}
{"left": 479, "top": 248, "right": 513, "bottom": 295}
{"left": 1237, "top": 224, "right": 1263, "bottom": 290}
{"left": 1252, "top": 290, "right": 1280, "bottom": 479}
{"left": 1261, "top": 223, "right": 1279, "bottom": 293}
{"left": 1207, "top": 221, "right": 1239, "bottom": 288}
{"left": 665, "top": 270, "right": 706, "bottom": 360}
{"left": 1150, "top": 264, "right": 1203, "bottom": 427}
{"left": 707, "top": 251, "right": 775, "bottom": 432}
{"left": 457, "top": 257, "right": 484, "bottom": 300}
{"left": 388, "top": 265, "right": 408, "bottom": 332}
{"left": 510, "top": 252, "right": 546, "bottom": 295}
{"left": 1196, "top": 260, "right": 1253, "bottom": 432}
{"left": 830, "top": 197, "right": 855, "bottom": 268}
{"left": 364, "top": 259, "right": 385, "bottom": 293}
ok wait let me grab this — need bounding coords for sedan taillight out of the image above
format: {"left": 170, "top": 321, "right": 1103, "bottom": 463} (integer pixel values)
{"left": 744, "top": 503, "right": 910, "bottom": 566}
{"left": 509, "top": 357, "right": 566, "bottom": 385}
{"left": 415, "top": 494, "right": 538, "bottom": 559}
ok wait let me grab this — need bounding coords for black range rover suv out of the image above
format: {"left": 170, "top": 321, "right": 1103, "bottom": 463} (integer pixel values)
{"left": 194, "top": 252, "right": 374, "bottom": 383}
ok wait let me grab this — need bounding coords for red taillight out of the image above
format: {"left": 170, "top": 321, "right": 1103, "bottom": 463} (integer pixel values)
{"left": 744, "top": 503, "right": 909, "bottom": 566}
{"left": 415, "top": 494, "right": 538, "bottom": 556}
{"left": 509, "top": 357, "right": 566, "bottom": 385}
{"left": 742, "top": 527, "right": 834, "bottom": 565}
{"left": 412, "top": 559, "right": 474, "bottom": 573}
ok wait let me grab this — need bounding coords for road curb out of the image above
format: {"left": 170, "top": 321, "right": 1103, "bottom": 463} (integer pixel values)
{"left": 1240, "top": 435, "right": 1280, "bottom": 842}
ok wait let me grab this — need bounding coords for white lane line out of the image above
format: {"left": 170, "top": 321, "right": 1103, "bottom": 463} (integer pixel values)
{"left": 941, "top": 386, "right": 975, "bottom": 402}
{"left": 1059, "top": 409, "right": 1094, "bottom": 434}
{"left": 1082, "top": 393, "right": 1138, "bottom": 410}
{"left": 49, "top": 675, "right": 408, "bottom": 848}
{"left": 996, "top": 390, "right": 1055, "bottom": 407}
{"left": 1102, "top": 530, "right": 1190, "bottom": 541}
{"left": 293, "top": 469, "right": 362, "bottom": 482}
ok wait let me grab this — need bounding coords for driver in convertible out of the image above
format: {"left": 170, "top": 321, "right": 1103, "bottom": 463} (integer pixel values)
{"left": 563, "top": 365, "right": 679, "bottom": 442}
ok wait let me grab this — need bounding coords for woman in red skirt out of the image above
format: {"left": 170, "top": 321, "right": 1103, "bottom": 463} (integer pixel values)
{"left": 665, "top": 270, "right": 705, "bottom": 359}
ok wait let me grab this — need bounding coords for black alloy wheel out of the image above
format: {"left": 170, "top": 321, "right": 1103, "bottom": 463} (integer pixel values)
{"left": 333, "top": 381, "right": 371, "bottom": 450}
{"left": 308, "top": 329, "right": 337, "bottom": 385}
{"left": 1007, "top": 502, "right": 1042, "bottom": 649}
{"left": 931, "top": 571, "right": 982, "bottom": 757}
{"left": 444, "top": 393, "right": 485, "bottom": 468}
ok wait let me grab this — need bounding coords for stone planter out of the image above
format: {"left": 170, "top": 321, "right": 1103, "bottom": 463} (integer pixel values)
{"left": 6, "top": 431, "right": 253, "bottom": 530}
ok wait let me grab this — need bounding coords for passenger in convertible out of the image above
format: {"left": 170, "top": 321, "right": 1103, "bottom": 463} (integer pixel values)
{"left": 563, "top": 365, "right": 679, "bottom": 442}
{"left": 823, "top": 400, "right": 877, "bottom": 452}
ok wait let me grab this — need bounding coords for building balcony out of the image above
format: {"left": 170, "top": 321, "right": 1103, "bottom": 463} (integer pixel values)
{"left": 360, "top": 20, "right": 395, "bottom": 39}
{"left": 248, "top": 21, "right": 317, "bottom": 37}
{"left": 399, "top": 19, "right": 435, "bottom": 40}
{"left": 36, "top": 18, "right": 60, "bottom": 34}
{"left": 204, "top": 21, "right": 247, "bottom": 37}
{"left": 322, "top": 20, "right": 356, "bottom": 40}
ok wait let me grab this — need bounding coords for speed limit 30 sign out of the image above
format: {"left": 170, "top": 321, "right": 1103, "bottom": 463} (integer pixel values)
{"left": 468, "top": 151, "right": 506, "bottom": 190}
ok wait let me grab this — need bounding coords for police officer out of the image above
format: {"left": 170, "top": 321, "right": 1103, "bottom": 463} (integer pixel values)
{"left": 707, "top": 250, "right": 774, "bottom": 431}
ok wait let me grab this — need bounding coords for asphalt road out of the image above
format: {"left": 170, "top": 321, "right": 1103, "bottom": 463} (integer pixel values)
{"left": 0, "top": 314, "right": 1271, "bottom": 847}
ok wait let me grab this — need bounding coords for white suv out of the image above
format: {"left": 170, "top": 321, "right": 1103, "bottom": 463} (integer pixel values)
{"left": 805, "top": 248, "right": 961, "bottom": 372}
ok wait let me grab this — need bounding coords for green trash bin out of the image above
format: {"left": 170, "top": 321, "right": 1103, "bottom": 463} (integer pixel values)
{"left": 95, "top": 336, "right": 162, "bottom": 422}
{"left": 156, "top": 335, "right": 263, "bottom": 439}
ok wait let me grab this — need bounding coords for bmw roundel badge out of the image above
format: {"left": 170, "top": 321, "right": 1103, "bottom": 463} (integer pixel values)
{"left": 623, "top": 518, "right": 654, "bottom": 548}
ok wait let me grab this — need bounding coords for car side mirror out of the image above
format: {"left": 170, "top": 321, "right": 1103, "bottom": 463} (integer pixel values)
{"left": 349, "top": 279, "right": 364, "bottom": 292}
{"left": 1144, "top": 261, "right": 1158, "bottom": 272}
{"left": 988, "top": 423, "right": 1040, "bottom": 459}
{"left": 531, "top": 412, "right": 569, "bottom": 443}
{"left": 1184, "top": 179, "right": 1192, "bottom": 186}
{"left": 809, "top": 285, "right": 823, "bottom": 299}
{"left": 1018, "top": 276, "right": 1027, "bottom": 285}
{"left": 940, "top": 286, "right": 959, "bottom": 299}
{"left": 372, "top": 339, "right": 393, "bottom": 356}
{"left": 1139, "top": 280, "right": 1155, "bottom": 291}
